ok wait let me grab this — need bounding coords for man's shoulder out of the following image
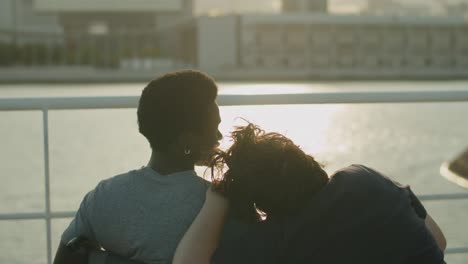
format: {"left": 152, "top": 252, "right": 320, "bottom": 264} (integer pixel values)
{"left": 332, "top": 164, "right": 391, "bottom": 185}
{"left": 327, "top": 164, "right": 406, "bottom": 200}
{"left": 98, "top": 169, "right": 140, "bottom": 186}
{"left": 96, "top": 168, "right": 210, "bottom": 193}
{"left": 333, "top": 164, "right": 375, "bottom": 177}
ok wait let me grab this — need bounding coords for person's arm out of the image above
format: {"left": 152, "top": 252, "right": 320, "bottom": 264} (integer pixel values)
{"left": 54, "top": 189, "right": 99, "bottom": 264}
{"left": 99, "top": 253, "right": 144, "bottom": 264}
{"left": 53, "top": 242, "right": 89, "bottom": 264}
{"left": 173, "top": 188, "right": 229, "bottom": 264}
{"left": 425, "top": 214, "right": 447, "bottom": 251}
{"left": 54, "top": 240, "right": 144, "bottom": 264}
{"left": 406, "top": 186, "right": 447, "bottom": 251}
{"left": 364, "top": 166, "right": 447, "bottom": 253}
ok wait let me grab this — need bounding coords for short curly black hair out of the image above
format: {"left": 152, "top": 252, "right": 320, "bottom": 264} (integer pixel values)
{"left": 211, "top": 123, "right": 329, "bottom": 223}
{"left": 137, "top": 70, "right": 218, "bottom": 151}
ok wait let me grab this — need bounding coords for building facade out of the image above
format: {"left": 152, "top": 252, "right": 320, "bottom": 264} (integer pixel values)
{"left": 2, "top": 0, "right": 467, "bottom": 78}
{"left": 0, "top": 0, "right": 194, "bottom": 68}
{"left": 282, "top": 0, "right": 328, "bottom": 13}
{"left": 197, "top": 14, "right": 468, "bottom": 78}
{"left": 34, "top": 0, "right": 193, "bottom": 34}
{"left": 0, "top": 0, "right": 61, "bottom": 33}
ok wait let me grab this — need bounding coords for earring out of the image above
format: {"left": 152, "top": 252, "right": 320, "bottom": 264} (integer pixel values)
{"left": 184, "top": 148, "right": 191, "bottom": 155}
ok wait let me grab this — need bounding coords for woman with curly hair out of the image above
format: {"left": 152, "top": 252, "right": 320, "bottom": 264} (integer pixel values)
{"left": 173, "top": 123, "right": 446, "bottom": 264}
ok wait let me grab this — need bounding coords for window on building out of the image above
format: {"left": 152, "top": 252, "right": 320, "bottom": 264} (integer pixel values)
{"left": 88, "top": 21, "right": 109, "bottom": 35}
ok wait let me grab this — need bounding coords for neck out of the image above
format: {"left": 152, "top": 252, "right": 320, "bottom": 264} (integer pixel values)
{"left": 147, "top": 151, "right": 194, "bottom": 175}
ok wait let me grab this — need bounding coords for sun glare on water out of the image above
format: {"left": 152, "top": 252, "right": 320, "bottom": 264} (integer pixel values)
{"left": 220, "top": 104, "right": 345, "bottom": 155}
{"left": 218, "top": 83, "right": 346, "bottom": 155}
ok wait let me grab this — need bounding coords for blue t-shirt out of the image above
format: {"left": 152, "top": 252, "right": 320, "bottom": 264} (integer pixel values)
{"left": 213, "top": 165, "right": 444, "bottom": 264}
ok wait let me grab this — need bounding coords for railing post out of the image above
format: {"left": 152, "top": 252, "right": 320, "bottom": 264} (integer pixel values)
{"left": 42, "top": 108, "right": 52, "bottom": 264}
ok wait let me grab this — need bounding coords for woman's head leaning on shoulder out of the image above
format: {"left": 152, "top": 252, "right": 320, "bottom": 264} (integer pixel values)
{"left": 210, "top": 122, "right": 329, "bottom": 223}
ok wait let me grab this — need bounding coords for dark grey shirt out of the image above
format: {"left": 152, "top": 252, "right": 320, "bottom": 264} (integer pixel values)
{"left": 62, "top": 167, "right": 209, "bottom": 264}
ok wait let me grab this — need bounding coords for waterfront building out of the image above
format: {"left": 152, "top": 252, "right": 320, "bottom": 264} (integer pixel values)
{"left": 0, "top": 0, "right": 193, "bottom": 68}
{"left": 0, "top": 0, "right": 61, "bottom": 43}
{"left": 34, "top": 0, "right": 193, "bottom": 35}
{"left": 1, "top": 0, "right": 467, "bottom": 78}
{"left": 282, "top": 0, "right": 328, "bottom": 13}
{"left": 196, "top": 13, "right": 468, "bottom": 78}
{"left": 0, "top": 0, "right": 61, "bottom": 33}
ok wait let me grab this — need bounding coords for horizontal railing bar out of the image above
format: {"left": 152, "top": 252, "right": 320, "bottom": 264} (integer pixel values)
{"left": 1, "top": 89, "right": 468, "bottom": 111}
{"left": 0, "top": 96, "right": 139, "bottom": 111}
{"left": 445, "top": 247, "right": 468, "bottom": 254}
{"left": 1, "top": 215, "right": 467, "bottom": 255}
{"left": 219, "top": 90, "right": 468, "bottom": 106}
{"left": 2, "top": 211, "right": 467, "bottom": 255}
{"left": 2, "top": 192, "right": 468, "bottom": 221}
{"left": 419, "top": 193, "right": 468, "bottom": 201}
{"left": 0, "top": 211, "right": 75, "bottom": 220}
{"left": 0, "top": 215, "right": 465, "bottom": 255}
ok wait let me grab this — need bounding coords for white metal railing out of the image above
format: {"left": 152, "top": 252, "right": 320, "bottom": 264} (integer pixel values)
{"left": 3, "top": 90, "right": 468, "bottom": 111}
{"left": 1, "top": 90, "right": 468, "bottom": 264}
